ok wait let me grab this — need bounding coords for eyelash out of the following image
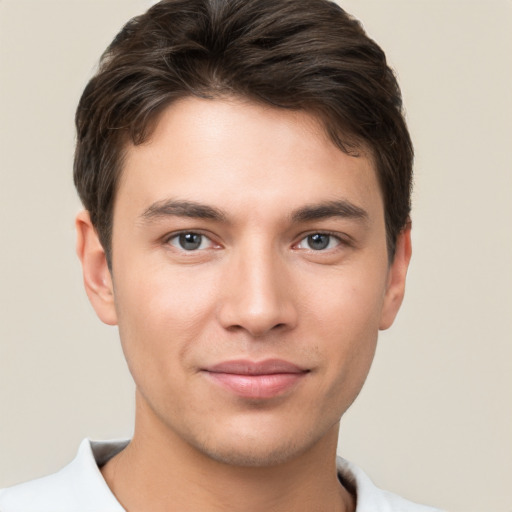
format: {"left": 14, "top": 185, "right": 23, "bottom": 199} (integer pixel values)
{"left": 164, "top": 231, "right": 218, "bottom": 251}
{"left": 294, "top": 231, "right": 349, "bottom": 252}
{"left": 164, "top": 230, "right": 349, "bottom": 253}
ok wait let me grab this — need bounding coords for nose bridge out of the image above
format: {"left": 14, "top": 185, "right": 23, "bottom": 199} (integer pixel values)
{"left": 218, "top": 236, "right": 296, "bottom": 336}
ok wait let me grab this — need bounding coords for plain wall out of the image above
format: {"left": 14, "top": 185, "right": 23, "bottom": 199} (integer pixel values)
{"left": 1, "top": 1, "right": 511, "bottom": 511}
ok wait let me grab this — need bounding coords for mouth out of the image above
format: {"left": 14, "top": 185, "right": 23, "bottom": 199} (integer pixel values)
{"left": 202, "top": 359, "right": 310, "bottom": 399}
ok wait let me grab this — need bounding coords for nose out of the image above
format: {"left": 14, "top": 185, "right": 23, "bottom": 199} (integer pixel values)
{"left": 216, "top": 242, "right": 298, "bottom": 338}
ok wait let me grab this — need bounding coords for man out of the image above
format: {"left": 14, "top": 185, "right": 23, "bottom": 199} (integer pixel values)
{"left": 0, "top": 0, "right": 444, "bottom": 510}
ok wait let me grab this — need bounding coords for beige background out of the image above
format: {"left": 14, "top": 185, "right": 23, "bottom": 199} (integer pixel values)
{"left": 1, "top": 1, "right": 511, "bottom": 510}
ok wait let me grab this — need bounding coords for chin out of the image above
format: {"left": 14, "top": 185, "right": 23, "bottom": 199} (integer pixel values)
{"left": 189, "top": 421, "right": 329, "bottom": 468}
{"left": 198, "top": 438, "right": 305, "bottom": 468}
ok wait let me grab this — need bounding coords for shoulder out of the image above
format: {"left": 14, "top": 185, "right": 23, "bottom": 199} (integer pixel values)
{"left": 0, "top": 439, "right": 127, "bottom": 512}
{"left": 0, "top": 469, "right": 84, "bottom": 512}
{"left": 337, "top": 457, "right": 446, "bottom": 512}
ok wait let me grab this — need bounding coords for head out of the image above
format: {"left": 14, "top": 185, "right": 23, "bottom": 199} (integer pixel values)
{"left": 74, "top": 0, "right": 413, "bottom": 268}
{"left": 75, "top": 0, "right": 413, "bottom": 468}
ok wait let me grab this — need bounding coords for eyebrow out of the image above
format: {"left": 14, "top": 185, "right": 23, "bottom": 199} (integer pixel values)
{"left": 139, "top": 199, "right": 227, "bottom": 223}
{"left": 291, "top": 200, "right": 368, "bottom": 223}
{"left": 138, "top": 198, "right": 368, "bottom": 225}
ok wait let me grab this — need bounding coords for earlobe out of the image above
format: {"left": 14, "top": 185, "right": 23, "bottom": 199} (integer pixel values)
{"left": 75, "top": 210, "right": 118, "bottom": 326}
{"left": 379, "top": 222, "right": 412, "bottom": 330}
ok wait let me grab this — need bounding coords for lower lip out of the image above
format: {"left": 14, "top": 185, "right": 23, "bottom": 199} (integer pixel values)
{"left": 205, "top": 372, "right": 306, "bottom": 399}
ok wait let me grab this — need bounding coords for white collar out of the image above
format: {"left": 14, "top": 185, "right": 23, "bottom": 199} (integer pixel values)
{"left": 0, "top": 439, "right": 126, "bottom": 512}
{"left": 0, "top": 439, "right": 442, "bottom": 512}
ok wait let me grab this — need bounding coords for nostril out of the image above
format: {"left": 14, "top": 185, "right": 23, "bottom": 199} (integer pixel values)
{"left": 226, "top": 324, "right": 244, "bottom": 333}
{"left": 225, "top": 321, "right": 288, "bottom": 337}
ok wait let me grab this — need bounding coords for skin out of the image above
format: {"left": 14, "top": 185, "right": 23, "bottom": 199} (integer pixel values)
{"left": 76, "top": 97, "right": 411, "bottom": 512}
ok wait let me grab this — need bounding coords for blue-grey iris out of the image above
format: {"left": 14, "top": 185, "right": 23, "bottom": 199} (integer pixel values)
{"left": 179, "top": 233, "right": 203, "bottom": 250}
{"left": 307, "top": 234, "right": 330, "bottom": 250}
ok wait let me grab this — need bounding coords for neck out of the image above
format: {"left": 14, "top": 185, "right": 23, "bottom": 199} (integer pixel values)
{"left": 101, "top": 393, "right": 355, "bottom": 512}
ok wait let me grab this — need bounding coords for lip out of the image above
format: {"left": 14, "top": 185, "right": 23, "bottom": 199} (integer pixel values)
{"left": 203, "top": 359, "right": 309, "bottom": 399}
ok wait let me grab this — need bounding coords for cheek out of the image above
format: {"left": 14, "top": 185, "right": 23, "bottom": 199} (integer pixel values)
{"left": 116, "top": 258, "right": 218, "bottom": 325}
{"left": 112, "top": 262, "right": 219, "bottom": 381}
{"left": 305, "top": 261, "right": 388, "bottom": 337}
{"left": 304, "top": 265, "right": 387, "bottom": 399}
{"left": 315, "top": 286, "right": 381, "bottom": 370}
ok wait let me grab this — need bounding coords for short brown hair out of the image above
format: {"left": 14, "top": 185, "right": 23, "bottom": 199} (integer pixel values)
{"left": 74, "top": 0, "right": 413, "bottom": 266}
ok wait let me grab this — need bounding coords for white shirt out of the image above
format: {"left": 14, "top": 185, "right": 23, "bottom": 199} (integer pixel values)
{"left": 0, "top": 439, "right": 444, "bottom": 512}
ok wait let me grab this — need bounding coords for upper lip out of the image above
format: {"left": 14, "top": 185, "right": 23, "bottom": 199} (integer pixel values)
{"left": 204, "top": 359, "right": 308, "bottom": 375}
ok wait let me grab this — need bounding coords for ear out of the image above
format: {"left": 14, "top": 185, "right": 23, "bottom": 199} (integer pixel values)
{"left": 75, "top": 210, "right": 118, "bottom": 326}
{"left": 379, "top": 222, "right": 412, "bottom": 330}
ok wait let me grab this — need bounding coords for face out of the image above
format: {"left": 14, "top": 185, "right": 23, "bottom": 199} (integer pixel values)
{"left": 78, "top": 97, "right": 410, "bottom": 467}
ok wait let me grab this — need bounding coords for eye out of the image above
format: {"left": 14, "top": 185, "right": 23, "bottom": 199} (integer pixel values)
{"left": 296, "top": 233, "right": 340, "bottom": 251}
{"left": 167, "top": 232, "right": 214, "bottom": 251}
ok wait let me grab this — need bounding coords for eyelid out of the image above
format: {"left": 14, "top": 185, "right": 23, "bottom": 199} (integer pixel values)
{"left": 293, "top": 231, "right": 351, "bottom": 250}
{"left": 163, "top": 230, "right": 221, "bottom": 250}
{"left": 161, "top": 229, "right": 351, "bottom": 252}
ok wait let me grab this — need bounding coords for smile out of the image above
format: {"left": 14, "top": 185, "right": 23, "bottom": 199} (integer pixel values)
{"left": 202, "top": 359, "right": 309, "bottom": 399}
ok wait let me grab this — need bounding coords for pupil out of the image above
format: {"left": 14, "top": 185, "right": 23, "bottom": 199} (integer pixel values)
{"left": 308, "top": 234, "right": 329, "bottom": 250}
{"left": 179, "top": 233, "right": 202, "bottom": 250}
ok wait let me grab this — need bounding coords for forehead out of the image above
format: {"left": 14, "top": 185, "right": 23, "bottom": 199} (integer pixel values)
{"left": 115, "top": 97, "right": 383, "bottom": 222}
